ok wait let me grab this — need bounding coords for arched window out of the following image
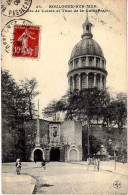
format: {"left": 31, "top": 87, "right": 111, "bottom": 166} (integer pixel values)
{"left": 96, "top": 74, "right": 100, "bottom": 90}
{"left": 70, "top": 77, "right": 73, "bottom": 90}
{"left": 96, "top": 58, "right": 100, "bottom": 67}
{"left": 74, "top": 75, "right": 79, "bottom": 90}
{"left": 88, "top": 74, "right": 94, "bottom": 88}
{"left": 81, "top": 74, "right": 87, "bottom": 89}
{"left": 86, "top": 25, "right": 89, "bottom": 31}
{"left": 102, "top": 60, "right": 104, "bottom": 69}
{"left": 70, "top": 61, "right": 73, "bottom": 70}
{"left": 81, "top": 58, "right": 86, "bottom": 66}
{"left": 74, "top": 59, "right": 78, "bottom": 68}
{"left": 102, "top": 76, "right": 105, "bottom": 90}
{"left": 89, "top": 57, "right": 94, "bottom": 66}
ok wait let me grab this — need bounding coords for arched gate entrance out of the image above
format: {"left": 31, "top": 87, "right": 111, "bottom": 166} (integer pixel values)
{"left": 50, "top": 148, "right": 60, "bottom": 161}
{"left": 34, "top": 149, "right": 43, "bottom": 162}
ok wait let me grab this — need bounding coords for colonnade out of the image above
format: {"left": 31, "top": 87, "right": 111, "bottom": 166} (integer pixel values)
{"left": 69, "top": 56, "right": 106, "bottom": 70}
{"left": 69, "top": 72, "right": 106, "bottom": 91}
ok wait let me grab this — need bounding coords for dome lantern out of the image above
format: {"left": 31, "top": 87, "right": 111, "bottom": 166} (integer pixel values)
{"left": 81, "top": 12, "right": 93, "bottom": 39}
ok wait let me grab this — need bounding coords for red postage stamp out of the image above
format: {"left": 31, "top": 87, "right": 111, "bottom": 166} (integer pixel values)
{"left": 12, "top": 25, "right": 40, "bottom": 58}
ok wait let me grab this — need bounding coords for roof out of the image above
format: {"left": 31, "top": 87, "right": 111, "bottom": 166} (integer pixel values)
{"left": 70, "top": 38, "right": 104, "bottom": 60}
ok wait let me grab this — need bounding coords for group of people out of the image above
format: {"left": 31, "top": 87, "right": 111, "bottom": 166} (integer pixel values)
{"left": 16, "top": 158, "right": 46, "bottom": 175}
{"left": 87, "top": 156, "right": 100, "bottom": 171}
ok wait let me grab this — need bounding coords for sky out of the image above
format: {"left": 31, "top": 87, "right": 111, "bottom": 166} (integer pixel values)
{"left": 2, "top": 0, "right": 127, "bottom": 117}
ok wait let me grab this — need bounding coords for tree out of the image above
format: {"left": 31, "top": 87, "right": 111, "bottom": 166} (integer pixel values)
{"left": 2, "top": 70, "right": 40, "bottom": 162}
{"left": 20, "top": 78, "right": 40, "bottom": 119}
{"left": 2, "top": 70, "right": 27, "bottom": 162}
{"left": 102, "top": 99, "right": 127, "bottom": 130}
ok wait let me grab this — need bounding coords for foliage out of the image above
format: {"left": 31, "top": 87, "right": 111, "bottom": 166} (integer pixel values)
{"left": 2, "top": 69, "right": 39, "bottom": 162}
{"left": 43, "top": 89, "right": 127, "bottom": 129}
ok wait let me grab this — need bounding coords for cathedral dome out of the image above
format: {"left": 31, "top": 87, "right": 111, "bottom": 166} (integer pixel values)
{"left": 68, "top": 14, "right": 107, "bottom": 92}
{"left": 70, "top": 38, "right": 104, "bottom": 60}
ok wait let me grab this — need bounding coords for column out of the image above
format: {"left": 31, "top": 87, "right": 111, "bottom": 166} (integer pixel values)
{"left": 86, "top": 73, "right": 88, "bottom": 88}
{"left": 73, "top": 60, "right": 75, "bottom": 69}
{"left": 79, "top": 58, "right": 82, "bottom": 67}
{"left": 94, "top": 73, "right": 97, "bottom": 87}
{"left": 86, "top": 56, "right": 89, "bottom": 66}
{"left": 78, "top": 73, "right": 81, "bottom": 90}
{"left": 100, "top": 75, "right": 103, "bottom": 90}
{"left": 100, "top": 58, "right": 102, "bottom": 68}
{"left": 68, "top": 78, "right": 71, "bottom": 91}
{"left": 72, "top": 76, "right": 75, "bottom": 90}
{"left": 104, "top": 62, "right": 106, "bottom": 70}
{"left": 94, "top": 57, "right": 96, "bottom": 67}
{"left": 104, "top": 77, "right": 106, "bottom": 90}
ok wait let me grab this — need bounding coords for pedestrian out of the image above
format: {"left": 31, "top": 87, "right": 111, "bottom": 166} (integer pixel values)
{"left": 34, "top": 156, "right": 37, "bottom": 163}
{"left": 94, "top": 158, "right": 97, "bottom": 171}
{"left": 87, "top": 156, "right": 91, "bottom": 171}
{"left": 41, "top": 159, "right": 46, "bottom": 169}
{"left": 97, "top": 158, "right": 100, "bottom": 171}
{"left": 16, "top": 158, "right": 22, "bottom": 175}
{"left": 122, "top": 155, "right": 125, "bottom": 164}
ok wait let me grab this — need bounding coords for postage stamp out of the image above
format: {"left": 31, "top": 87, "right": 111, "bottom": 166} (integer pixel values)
{"left": 1, "top": 0, "right": 32, "bottom": 17}
{"left": 2, "top": 19, "right": 32, "bottom": 54}
{"left": 12, "top": 25, "right": 40, "bottom": 58}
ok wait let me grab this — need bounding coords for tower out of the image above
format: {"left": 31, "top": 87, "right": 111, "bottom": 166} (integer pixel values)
{"left": 67, "top": 15, "right": 108, "bottom": 91}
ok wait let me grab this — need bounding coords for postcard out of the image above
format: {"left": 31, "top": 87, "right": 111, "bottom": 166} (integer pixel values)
{"left": 1, "top": 0, "right": 127, "bottom": 194}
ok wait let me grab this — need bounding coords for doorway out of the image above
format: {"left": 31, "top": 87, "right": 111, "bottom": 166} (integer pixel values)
{"left": 34, "top": 149, "right": 43, "bottom": 162}
{"left": 69, "top": 149, "right": 78, "bottom": 161}
{"left": 50, "top": 148, "right": 60, "bottom": 161}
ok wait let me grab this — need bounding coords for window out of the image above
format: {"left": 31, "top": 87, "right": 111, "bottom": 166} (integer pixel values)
{"left": 86, "top": 25, "right": 89, "bottom": 31}
{"left": 88, "top": 74, "right": 94, "bottom": 88}
{"left": 82, "top": 58, "right": 86, "bottom": 66}
{"left": 50, "top": 125, "right": 60, "bottom": 142}
{"left": 70, "top": 77, "right": 73, "bottom": 90}
{"left": 53, "top": 127, "right": 58, "bottom": 137}
{"left": 74, "top": 75, "right": 79, "bottom": 89}
{"left": 96, "top": 58, "right": 100, "bottom": 67}
{"left": 81, "top": 75, "right": 87, "bottom": 89}
{"left": 102, "top": 60, "right": 104, "bottom": 69}
{"left": 70, "top": 61, "right": 73, "bottom": 69}
{"left": 74, "top": 60, "right": 78, "bottom": 68}
{"left": 89, "top": 57, "right": 94, "bottom": 66}
{"left": 96, "top": 75, "right": 100, "bottom": 90}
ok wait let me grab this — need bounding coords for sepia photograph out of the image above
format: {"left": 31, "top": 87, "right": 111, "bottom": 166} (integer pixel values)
{"left": 1, "top": 0, "right": 127, "bottom": 194}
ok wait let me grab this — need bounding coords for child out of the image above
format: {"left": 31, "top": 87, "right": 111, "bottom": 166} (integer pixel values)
{"left": 16, "top": 158, "right": 22, "bottom": 175}
{"left": 41, "top": 159, "right": 46, "bottom": 169}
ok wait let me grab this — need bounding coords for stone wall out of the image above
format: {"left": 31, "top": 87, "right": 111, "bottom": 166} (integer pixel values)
{"left": 24, "top": 119, "right": 49, "bottom": 161}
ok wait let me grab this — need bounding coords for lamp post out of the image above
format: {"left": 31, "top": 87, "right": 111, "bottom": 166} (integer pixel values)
{"left": 108, "top": 139, "right": 116, "bottom": 170}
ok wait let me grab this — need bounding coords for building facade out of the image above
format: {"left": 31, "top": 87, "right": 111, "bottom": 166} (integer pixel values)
{"left": 25, "top": 119, "right": 82, "bottom": 162}
{"left": 25, "top": 16, "right": 107, "bottom": 162}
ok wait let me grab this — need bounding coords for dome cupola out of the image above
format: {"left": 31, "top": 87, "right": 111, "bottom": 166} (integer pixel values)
{"left": 67, "top": 14, "right": 108, "bottom": 91}
{"left": 81, "top": 14, "right": 93, "bottom": 39}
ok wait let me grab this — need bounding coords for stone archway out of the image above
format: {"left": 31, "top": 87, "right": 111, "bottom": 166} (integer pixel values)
{"left": 68, "top": 148, "right": 79, "bottom": 162}
{"left": 31, "top": 147, "right": 44, "bottom": 161}
{"left": 34, "top": 149, "right": 43, "bottom": 162}
{"left": 50, "top": 148, "right": 60, "bottom": 161}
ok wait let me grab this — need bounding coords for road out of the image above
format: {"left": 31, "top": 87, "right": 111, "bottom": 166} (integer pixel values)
{"left": 2, "top": 162, "right": 127, "bottom": 194}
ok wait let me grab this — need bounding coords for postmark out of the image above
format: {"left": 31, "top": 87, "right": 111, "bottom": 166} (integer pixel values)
{"left": 113, "top": 181, "right": 121, "bottom": 189}
{"left": 12, "top": 25, "right": 40, "bottom": 58}
{"left": 2, "top": 19, "right": 32, "bottom": 54}
{"left": 1, "top": 0, "right": 32, "bottom": 17}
